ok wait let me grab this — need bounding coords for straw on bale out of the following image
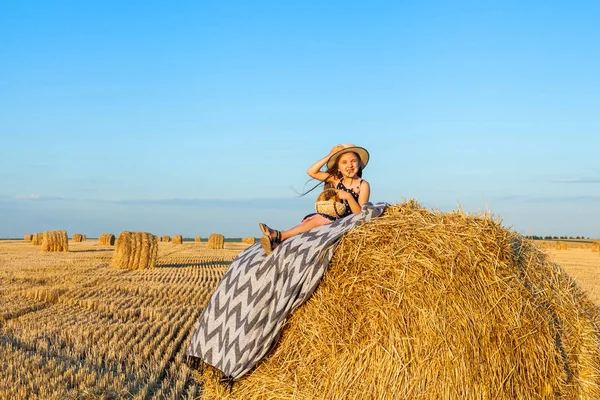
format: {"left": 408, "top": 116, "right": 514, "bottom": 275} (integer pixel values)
{"left": 82, "top": 234, "right": 86, "bottom": 241}
{"left": 32, "top": 233, "right": 43, "bottom": 245}
{"left": 41, "top": 230, "right": 68, "bottom": 252}
{"left": 195, "top": 236, "right": 202, "bottom": 243}
{"left": 592, "top": 241, "right": 600, "bottom": 253}
{"left": 24, "top": 234, "right": 33, "bottom": 241}
{"left": 241, "top": 236, "right": 256, "bottom": 245}
{"left": 98, "top": 233, "right": 115, "bottom": 246}
{"left": 207, "top": 233, "right": 224, "bottom": 249}
{"left": 556, "top": 241, "right": 570, "bottom": 250}
{"left": 110, "top": 231, "right": 158, "bottom": 270}
{"left": 198, "top": 200, "right": 600, "bottom": 399}
{"left": 162, "top": 235, "right": 170, "bottom": 242}
{"left": 172, "top": 234, "right": 183, "bottom": 244}
{"left": 72, "top": 233, "right": 84, "bottom": 242}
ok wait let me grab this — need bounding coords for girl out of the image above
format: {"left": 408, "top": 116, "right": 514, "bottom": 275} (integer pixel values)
{"left": 259, "top": 143, "right": 371, "bottom": 254}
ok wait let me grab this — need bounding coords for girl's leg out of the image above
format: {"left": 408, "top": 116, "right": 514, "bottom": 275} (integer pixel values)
{"left": 280, "top": 219, "right": 325, "bottom": 241}
{"left": 259, "top": 215, "right": 331, "bottom": 254}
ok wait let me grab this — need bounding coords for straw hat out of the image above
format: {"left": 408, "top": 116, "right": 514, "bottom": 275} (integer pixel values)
{"left": 326, "top": 144, "right": 370, "bottom": 170}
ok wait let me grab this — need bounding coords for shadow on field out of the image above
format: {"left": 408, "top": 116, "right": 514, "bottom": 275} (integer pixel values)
{"left": 69, "top": 249, "right": 114, "bottom": 253}
{"left": 157, "top": 260, "right": 233, "bottom": 269}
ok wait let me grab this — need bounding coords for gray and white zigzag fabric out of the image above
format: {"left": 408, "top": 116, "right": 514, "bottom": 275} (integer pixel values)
{"left": 186, "top": 202, "right": 388, "bottom": 380}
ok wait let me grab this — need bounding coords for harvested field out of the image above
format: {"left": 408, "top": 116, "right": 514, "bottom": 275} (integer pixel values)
{"left": 0, "top": 239, "right": 249, "bottom": 399}
{"left": 1, "top": 233, "right": 599, "bottom": 399}
{"left": 539, "top": 244, "right": 600, "bottom": 305}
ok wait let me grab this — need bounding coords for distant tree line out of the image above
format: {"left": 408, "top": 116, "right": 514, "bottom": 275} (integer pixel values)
{"left": 524, "top": 235, "right": 590, "bottom": 240}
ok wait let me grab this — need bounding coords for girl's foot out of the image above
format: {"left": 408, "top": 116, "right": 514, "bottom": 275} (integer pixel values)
{"left": 258, "top": 223, "right": 281, "bottom": 255}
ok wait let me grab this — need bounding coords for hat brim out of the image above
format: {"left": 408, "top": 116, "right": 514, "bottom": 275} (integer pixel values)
{"left": 326, "top": 146, "right": 370, "bottom": 170}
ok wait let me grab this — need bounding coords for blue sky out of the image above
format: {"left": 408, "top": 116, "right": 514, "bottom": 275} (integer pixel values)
{"left": 1, "top": 0, "right": 599, "bottom": 238}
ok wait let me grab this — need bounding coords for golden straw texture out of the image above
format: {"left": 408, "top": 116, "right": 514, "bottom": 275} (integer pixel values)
{"left": 41, "top": 230, "right": 68, "bottom": 252}
{"left": 32, "top": 233, "right": 43, "bottom": 246}
{"left": 98, "top": 233, "right": 115, "bottom": 246}
{"left": 207, "top": 234, "right": 225, "bottom": 250}
{"left": 110, "top": 231, "right": 158, "bottom": 270}
{"left": 198, "top": 200, "right": 600, "bottom": 399}
{"left": 173, "top": 235, "right": 183, "bottom": 244}
{"left": 241, "top": 237, "right": 256, "bottom": 245}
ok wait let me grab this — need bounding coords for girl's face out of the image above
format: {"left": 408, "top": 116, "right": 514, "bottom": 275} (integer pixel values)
{"left": 337, "top": 152, "right": 361, "bottom": 178}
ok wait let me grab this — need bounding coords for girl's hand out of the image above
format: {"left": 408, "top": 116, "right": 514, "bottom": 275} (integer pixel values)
{"left": 328, "top": 144, "right": 344, "bottom": 156}
{"left": 335, "top": 189, "right": 353, "bottom": 201}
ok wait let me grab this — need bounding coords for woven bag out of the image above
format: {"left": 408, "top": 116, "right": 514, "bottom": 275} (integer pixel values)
{"left": 315, "top": 188, "right": 347, "bottom": 218}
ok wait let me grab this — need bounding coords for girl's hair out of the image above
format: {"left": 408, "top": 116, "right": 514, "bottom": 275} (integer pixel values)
{"left": 297, "top": 151, "right": 364, "bottom": 197}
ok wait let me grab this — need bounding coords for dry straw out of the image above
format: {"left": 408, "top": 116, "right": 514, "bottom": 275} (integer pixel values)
{"left": 41, "top": 230, "right": 68, "bottom": 252}
{"left": 23, "top": 234, "right": 33, "bottom": 241}
{"left": 241, "top": 237, "right": 256, "bottom": 245}
{"left": 162, "top": 235, "right": 171, "bottom": 243}
{"left": 555, "top": 241, "right": 570, "bottom": 250}
{"left": 173, "top": 235, "right": 183, "bottom": 244}
{"left": 98, "top": 233, "right": 115, "bottom": 246}
{"left": 207, "top": 234, "right": 224, "bottom": 249}
{"left": 198, "top": 200, "right": 600, "bottom": 399}
{"left": 109, "top": 231, "right": 158, "bottom": 270}
{"left": 72, "top": 233, "right": 84, "bottom": 242}
{"left": 592, "top": 241, "right": 600, "bottom": 253}
{"left": 32, "top": 233, "right": 43, "bottom": 245}
{"left": 195, "top": 236, "right": 202, "bottom": 243}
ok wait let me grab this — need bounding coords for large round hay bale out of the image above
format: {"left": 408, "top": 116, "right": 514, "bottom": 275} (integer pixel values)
{"left": 198, "top": 201, "right": 600, "bottom": 399}
{"left": 98, "top": 233, "right": 116, "bottom": 246}
{"left": 172, "top": 234, "right": 183, "bottom": 244}
{"left": 556, "top": 241, "right": 569, "bottom": 250}
{"left": 72, "top": 233, "right": 84, "bottom": 242}
{"left": 207, "top": 233, "right": 224, "bottom": 249}
{"left": 592, "top": 241, "right": 600, "bottom": 252}
{"left": 162, "top": 235, "right": 170, "bottom": 243}
{"left": 24, "top": 234, "right": 33, "bottom": 241}
{"left": 41, "top": 230, "right": 68, "bottom": 252}
{"left": 32, "top": 233, "right": 43, "bottom": 245}
{"left": 110, "top": 231, "right": 158, "bottom": 270}
{"left": 194, "top": 236, "right": 202, "bottom": 243}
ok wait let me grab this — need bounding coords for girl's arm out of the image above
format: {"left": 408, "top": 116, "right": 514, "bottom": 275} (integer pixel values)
{"left": 337, "top": 180, "right": 370, "bottom": 214}
{"left": 306, "top": 145, "right": 345, "bottom": 183}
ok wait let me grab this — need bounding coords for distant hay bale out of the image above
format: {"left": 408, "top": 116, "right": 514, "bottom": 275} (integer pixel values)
{"left": 241, "top": 236, "right": 255, "bottom": 245}
{"left": 41, "top": 230, "right": 68, "bottom": 252}
{"left": 207, "top": 234, "right": 224, "bottom": 249}
{"left": 592, "top": 241, "right": 600, "bottom": 252}
{"left": 199, "top": 201, "right": 600, "bottom": 399}
{"left": 162, "top": 235, "right": 170, "bottom": 243}
{"left": 173, "top": 235, "right": 183, "bottom": 244}
{"left": 195, "top": 236, "right": 202, "bottom": 243}
{"left": 72, "top": 233, "right": 84, "bottom": 242}
{"left": 24, "top": 234, "right": 33, "bottom": 241}
{"left": 98, "top": 233, "right": 115, "bottom": 246}
{"left": 556, "top": 241, "right": 570, "bottom": 250}
{"left": 110, "top": 231, "right": 158, "bottom": 270}
{"left": 82, "top": 234, "right": 86, "bottom": 241}
{"left": 32, "top": 233, "right": 43, "bottom": 245}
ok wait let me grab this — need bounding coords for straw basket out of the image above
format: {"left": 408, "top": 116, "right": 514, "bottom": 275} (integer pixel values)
{"left": 315, "top": 188, "right": 347, "bottom": 218}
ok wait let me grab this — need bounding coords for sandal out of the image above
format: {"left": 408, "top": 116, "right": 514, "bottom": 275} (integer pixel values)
{"left": 258, "top": 223, "right": 281, "bottom": 255}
